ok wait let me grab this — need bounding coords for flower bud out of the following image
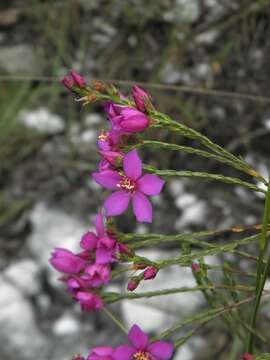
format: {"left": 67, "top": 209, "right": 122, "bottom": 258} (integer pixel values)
{"left": 50, "top": 248, "right": 85, "bottom": 274}
{"left": 61, "top": 75, "right": 74, "bottom": 90}
{"left": 98, "top": 151, "right": 123, "bottom": 167}
{"left": 72, "top": 354, "right": 85, "bottom": 360}
{"left": 132, "top": 85, "right": 152, "bottom": 112}
{"left": 119, "top": 108, "right": 149, "bottom": 133}
{"left": 143, "top": 266, "right": 158, "bottom": 280}
{"left": 127, "top": 280, "right": 139, "bottom": 291}
{"left": 191, "top": 262, "right": 200, "bottom": 272}
{"left": 241, "top": 354, "right": 254, "bottom": 360}
{"left": 70, "top": 70, "right": 86, "bottom": 88}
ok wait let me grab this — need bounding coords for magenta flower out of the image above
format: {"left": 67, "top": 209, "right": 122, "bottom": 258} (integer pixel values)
{"left": 80, "top": 211, "right": 118, "bottom": 264}
{"left": 75, "top": 291, "right": 103, "bottom": 312}
{"left": 132, "top": 85, "right": 152, "bottom": 112}
{"left": 50, "top": 248, "right": 86, "bottom": 274}
{"left": 92, "top": 150, "right": 165, "bottom": 223}
{"left": 97, "top": 130, "right": 120, "bottom": 152}
{"left": 82, "top": 263, "right": 111, "bottom": 287}
{"left": 113, "top": 324, "right": 174, "bottom": 360}
{"left": 143, "top": 266, "right": 158, "bottom": 280}
{"left": 87, "top": 346, "right": 114, "bottom": 360}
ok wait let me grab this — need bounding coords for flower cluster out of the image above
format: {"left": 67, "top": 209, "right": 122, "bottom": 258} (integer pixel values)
{"left": 73, "top": 324, "right": 174, "bottom": 360}
{"left": 50, "top": 71, "right": 173, "bottom": 359}
{"left": 50, "top": 210, "right": 127, "bottom": 311}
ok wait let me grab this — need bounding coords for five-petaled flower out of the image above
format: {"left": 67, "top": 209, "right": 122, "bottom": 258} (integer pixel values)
{"left": 113, "top": 324, "right": 174, "bottom": 360}
{"left": 93, "top": 150, "right": 164, "bottom": 223}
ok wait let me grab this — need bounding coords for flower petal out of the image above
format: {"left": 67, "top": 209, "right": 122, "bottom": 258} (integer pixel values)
{"left": 132, "top": 192, "right": 152, "bottom": 223}
{"left": 91, "top": 346, "right": 114, "bottom": 356}
{"left": 147, "top": 341, "right": 174, "bottom": 360}
{"left": 112, "top": 345, "right": 135, "bottom": 360}
{"left": 95, "top": 248, "right": 114, "bottom": 264}
{"left": 80, "top": 232, "right": 97, "bottom": 250}
{"left": 104, "top": 191, "right": 130, "bottom": 217}
{"left": 123, "top": 149, "right": 142, "bottom": 180}
{"left": 95, "top": 211, "right": 105, "bottom": 238}
{"left": 92, "top": 170, "right": 122, "bottom": 190}
{"left": 137, "top": 174, "right": 165, "bottom": 196}
{"left": 128, "top": 324, "right": 148, "bottom": 350}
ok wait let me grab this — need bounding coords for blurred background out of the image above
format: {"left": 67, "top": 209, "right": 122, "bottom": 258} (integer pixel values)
{"left": 1, "top": 0, "right": 270, "bottom": 359}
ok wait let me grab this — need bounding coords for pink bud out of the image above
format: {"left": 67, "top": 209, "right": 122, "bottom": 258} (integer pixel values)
{"left": 119, "top": 108, "right": 149, "bottom": 133}
{"left": 241, "top": 354, "right": 254, "bottom": 360}
{"left": 127, "top": 280, "right": 138, "bottom": 291}
{"left": 70, "top": 70, "right": 86, "bottom": 88}
{"left": 118, "top": 243, "right": 130, "bottom": 254}
{"left": 132, "top": 85, "right": 152, "bottom": 112}
{"left": 50, "top": 248, "right": 85, "bottom": 274}
{"left": 191, "top": 263, "right": 200, "bottom": 272}
{"left": 143, "top": 266, "right": 158, "bottom": 280}
{"left": 72, "top": 354, "right": 85, "bottom": 360}
{"left": 61, "top": 75, "right": 74, "bottom": 90}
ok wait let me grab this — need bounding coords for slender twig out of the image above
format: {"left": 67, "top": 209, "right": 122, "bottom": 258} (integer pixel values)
{"left": 102, "top": 307, "right": 128, "bottom": 335}
{"left": 247, "top": 179, "right": 270, "bottom": 353}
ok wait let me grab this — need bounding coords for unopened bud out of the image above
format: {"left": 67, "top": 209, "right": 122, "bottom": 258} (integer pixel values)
{"left": 143, "top": 266, "right": 158, "bottom": 280}
{"left": 127, "top": 280, "right": 139, "bottom": 291}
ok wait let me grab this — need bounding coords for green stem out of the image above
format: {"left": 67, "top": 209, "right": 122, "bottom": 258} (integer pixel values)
{"left": 102, "top": 307, "right": 128, "bottom": 335}
{"left": 247, "top": 179, "right": 270, "bottom": 353}
{"left": 143, "top": 165, "right": 265, "bottom": 194}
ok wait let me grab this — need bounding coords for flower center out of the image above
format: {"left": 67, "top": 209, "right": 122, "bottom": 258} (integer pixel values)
{"left": 117, "top": 176, "right": 136, "bottom": 193}
{"left": 98, "top": 130, "right": 108, "bottom": 142}
{"left": 133, "top": 351, "right": 152, "bottom": 360}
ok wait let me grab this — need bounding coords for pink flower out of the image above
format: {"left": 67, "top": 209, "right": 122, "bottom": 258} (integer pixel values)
{"left": 80, "top": 211, "right": 118, "bottom": 264}
{"left": 50, "top": 248, "right": 86, "bottom": 274}
{"left": 143, "top": 266, "right": 158, "bottom": 280}
{"left": 82, "top": 263, "right": 111, "bottom": 287}
{"left": 132, "top": 85, "right": 152, "bottom": 112}
{"left": 113, "top": 324, "right": 174, "bottom": 360}
{"left": 75, "top": 291, "right": 103, "bottom": 311}
{"left": 87, "top": 346, "right": 114, "bottom": 360}
{"left": 92, "top": 150, "right": 165, "bottom": 223}
{"left": 97, "top": 130, "right": 120, "bottom": 152}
